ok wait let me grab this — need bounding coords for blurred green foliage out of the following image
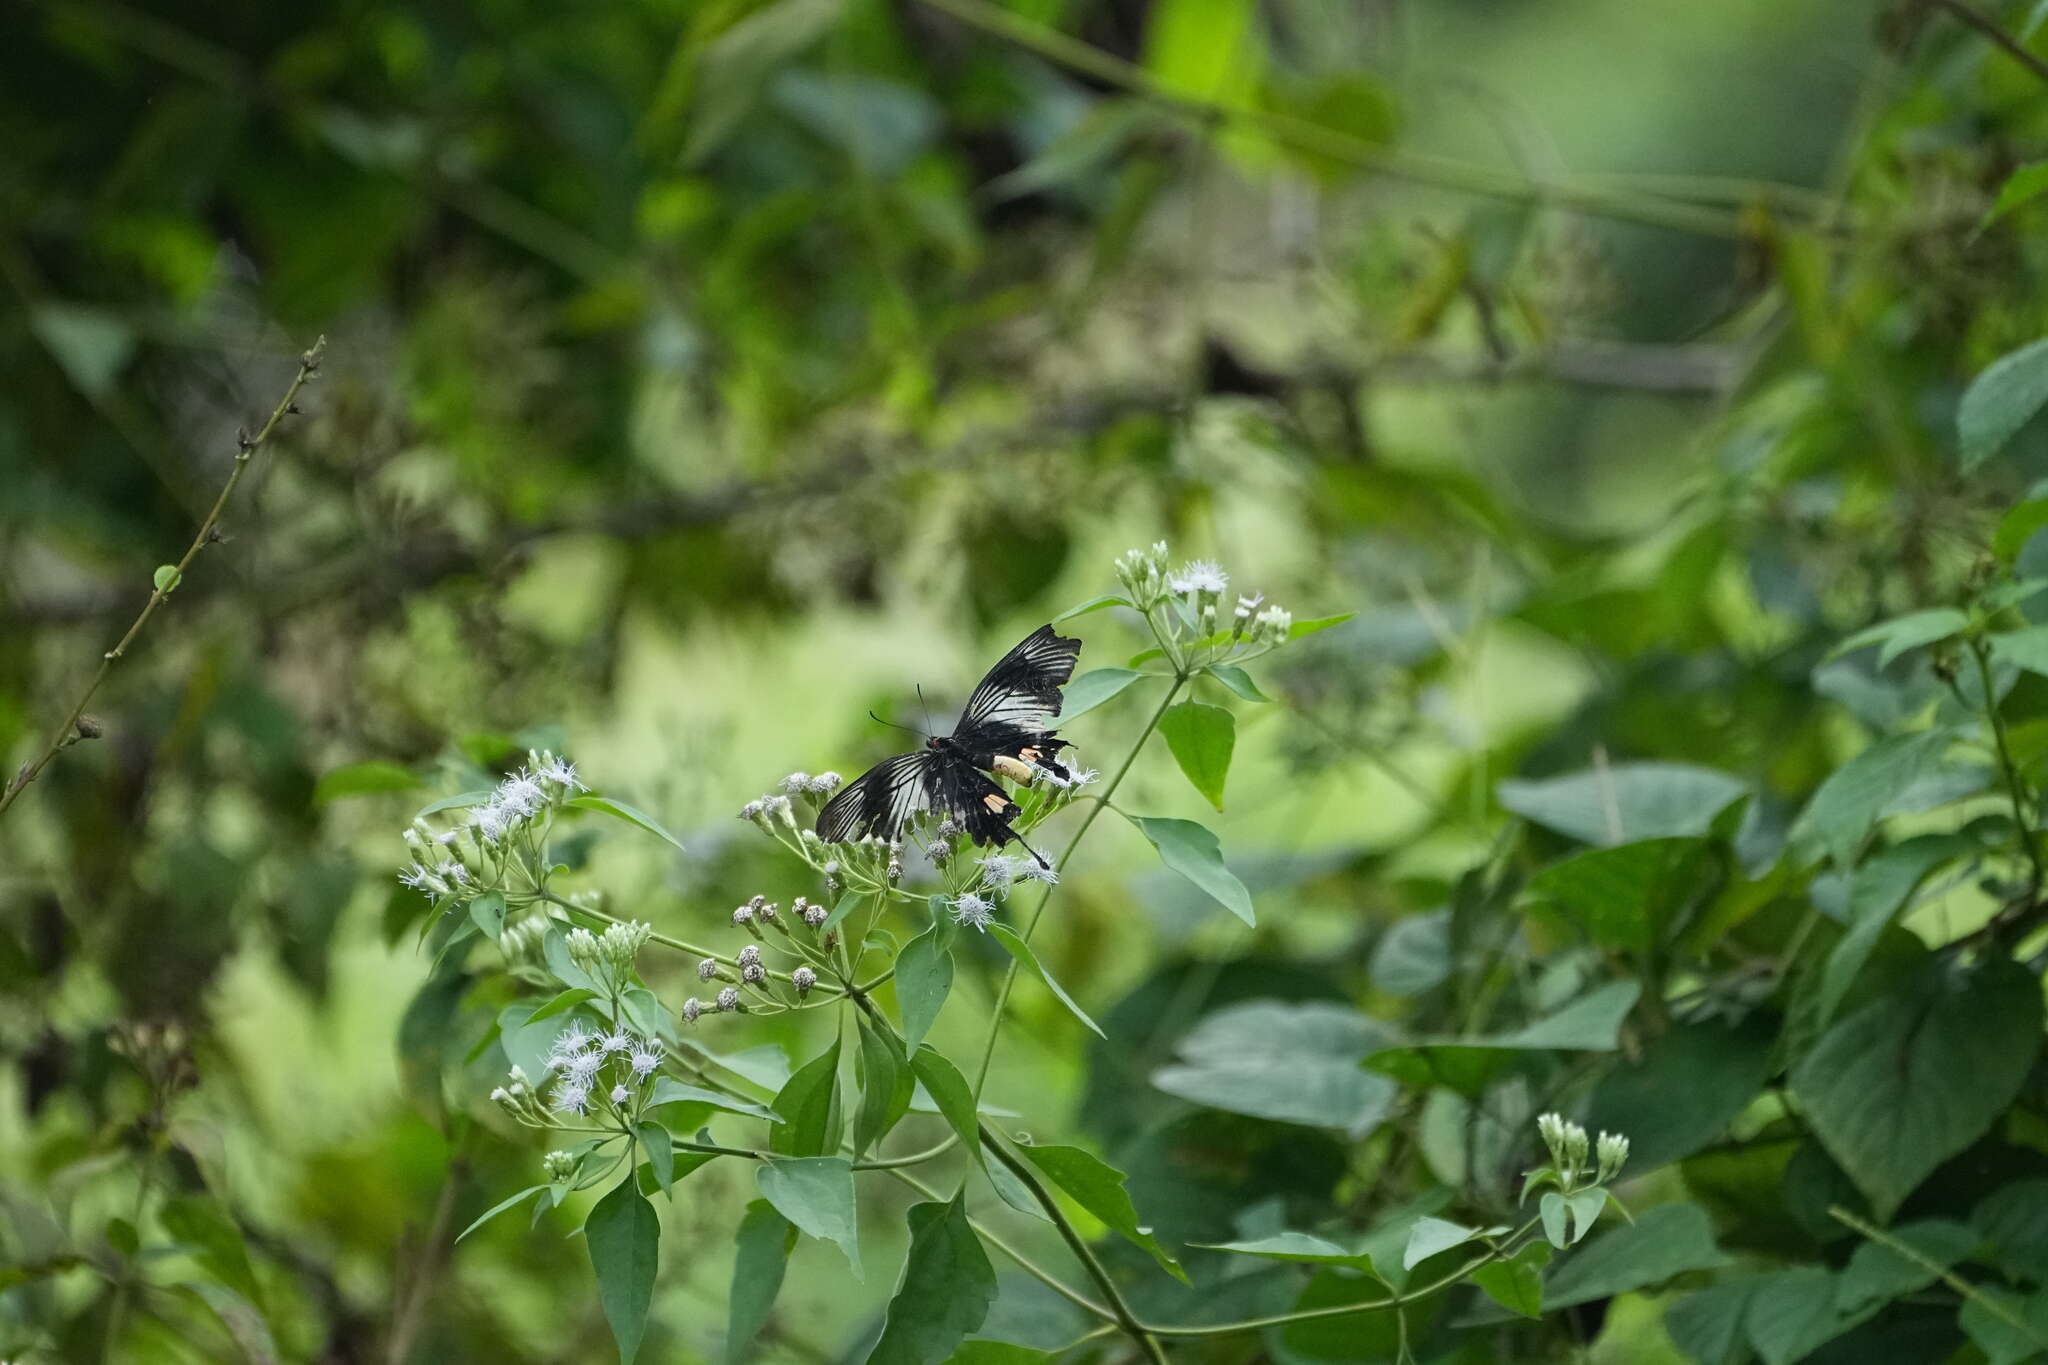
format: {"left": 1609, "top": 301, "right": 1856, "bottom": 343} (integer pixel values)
{"left": 9, "top": 0, "right": 2048, "bottom": 1360}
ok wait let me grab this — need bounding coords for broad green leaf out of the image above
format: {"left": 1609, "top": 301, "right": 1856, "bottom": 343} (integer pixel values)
{"left": 1130, "top": 815, "right": 1254, "bottom": 924}
{"left": 1497, "top": 762, "right": 1746, "bottom": 847}
{"left": 1145, "top": 0, "right": 1260, "bottom": 104}
{"left": 467, "top": 889, "right": 506, "bottom": 942}
{"left": 1158, "top": 700, "right": 1235, "bottom": 809}
{"left": 1995, "top": 498, "right": 2048, "bottom": 561}
{"left": 1960, "top": 1286, "right": 2048, "bottom": 1365}
{"left": 821, "top": 887, "right": 871, "bottom": 933}
{"left": 1402, "top": 1216, "right": 1482, "bottom": 1269}
{"left": 684, "top": 0, "right": 843, "bottom": 163}
{"left": 985, "top": 924, "right": 1104, "bottom": 1038}
{"left": 1527, "top": 837, "right": 1710, "bottom": 953}
{"left": 172, "top": 1281, "right": 278, "bottom": 1365}
{"left": 1975, "top": 1178, "right": 2048, "bottom": 1280}
{"left": 312, "top": 759, "right": 418, "bottom": 805}
{"left": 1665, "top": 1277, "right": 1767, "bottom": 1365}
{"left": 1583, "top": 1015, "right": 1775, "bottom": 1171}
{"left": 1194, "top": 1231, "right": 1380, "bottom": 1274}
{"left": 1984, "top": 160, "right": 2048, "bottom": 227}
{"left": 565, "top": 795, "right": 686, "bottom": 854}
{"left": 1835, "top": 1219, "right": 1978, "bottom": 1316}
{"left": 726, "top": 1201, "right": 794, "bottom": 1365}
{"left": 1993, "top": 624, "right": 2048, "bottom": 679}
{"left": 1471, "top": 1240, "right": 1551, "bottom": 1318}
{"left": 769, "top": 1038, "right": 843, "bottom": 1157}
{"left": 755, "top": 1156, "right": 861, "bottom": 1277}
{"left": 1962, "top": 336, "right": 2048, "bottom": 470}
{"left": 160, "top": 1195, "right": 264, "bottom": 1309}
{"left": 586, "top": 1178, "right": 660, "bottom": 1365}
{"left": 457, "top": 1185, "right": 546, "bottom": 1244}
{"left": 523, "top": 987, "right": 597, "bottom": 1025}
{"left": 542, "top": 923, "right": 604, "bottom": 994}
{"left": 1799, "top": 729, "right": 1953, "bottom": 867}
{"left": 1538, "top": 1187, "right": 1608, "bottom": 1247}
{"left": 1059, "top": 667, "right": 1145, "bottom": 722}
{"left": 1817, "top": 834, "right": 1975, "bottom": 1024}
{"left": 1369, "top": 910, "right": 1451, "bottom": 997}
{"left": 1051, "top": 593, "right": 1132, "bottom": 623}
{"left": 909, "top": 1045, "right": 982, "bottom": 1166}
{"left": 1791, "top": 958, "right": 2043, "bottom": 1218}
{"left": 1013, "top": 1143, "right": 1188, "bottom": 1283}
{"left": 952, "top": 1343, "right": 1055, "bottom": 1365}
{"left": 636, "top": 1121, "right": 675, "bottom": 1196}
{"left": 648, "top": 1077, "right": 781, "bottom": 1123}
{"left": 1543, "top": 1203, "right": 1732, "bottom": 1309}
{"left": 895, "top": 924, "right": 953, "bottom": 1051}
{"left": 1369, "top": 982, "right": 1641, "bottom": 1096}
{"left": 869, "top": 1194, "right": 997, "bottom": 1365}
{"left": 1745, "top": 1266, "right": 1847, "bottom": 1365}
{"left": 854, "top": 1015, "right": 913, "bottom": 1160}
{"left": 1206, "top": 663, "right": 1270, "bottom": 702}
{"left": 1827, "top": 608, "right": 1970, "bottom": 668}
{"left": 30, "top": 301, "right": 134, "bottom": 399}
{"left": 1151, "top": 999, "right": 1397, "bottom": 1134}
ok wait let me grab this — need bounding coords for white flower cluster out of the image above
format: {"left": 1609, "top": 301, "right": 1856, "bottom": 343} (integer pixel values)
{"left": 541, "top": 1021, "right": 661, "bottom": 1117}
{"left": 397, "top": 751, "right": 586, "bottom": 897}
{"left": 1114, "top": 542, "right": 1291, "bottom": 651}
{"left": 1535, "top": 1111, "right": 1630, "bottom": 1189}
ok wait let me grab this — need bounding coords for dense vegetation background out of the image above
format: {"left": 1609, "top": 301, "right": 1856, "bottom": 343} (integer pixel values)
{"left": 10, "top": 0, "right": 2048, "bottom": 1361}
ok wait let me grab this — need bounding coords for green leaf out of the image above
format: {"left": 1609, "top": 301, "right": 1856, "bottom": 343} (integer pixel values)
{"left": 1791, "top": 958, "right": 2044, "bottom": 1219}
{"left": 586, "top": 1178, "right": 661, "bottom": 1365}
{"left": 1051, "top": 593, "right": 1132, "bottom": 623}
{"left": 1542, "top": 1203, "right": 1732, "bottom": 1309}
{"left": 1206, "top": 663, "right": 1270, "bottom": 702}
{"left": 648, "top": 1077, "right": 781, "bottom": 1123}
{"left": 456, "top": 1185, "right": 546, "bottom": 1244}
{"left": 1583, "top": 1015, "right": 1775, "bottom": 1172}
{"left": 1195, "top": 1231, "right": 1381, "bottom": 1274}
{"left": 984, "top": 923, "right": 1104, "bottom": 1038}
{"left": 312, "top": 760, "right": 419, "bottom": 805}
{"left": 1151, "top": 999, "right": 1398, "bottom": 1134}
{"left": 1497, "top": 762, "right": 1746, "bottom": 847}
{"left": 1402, "top": 1216, "right": 1482, "bottom": 1269}
{"left": 1059, "top": 667, "right": 1145, "bottom": 722}
{"left": 1995, "top": 498, "right": 2048, "bottom": 562}
{"left": 1746, "top": 1266, "right": 1847, "bottom": 1365}
{"left": 853, "top": 1015, "right": 913, "bottom": 1160}
{"left": 1799, "top": 729, "right": 1953, "bottom": 867}
{"left": 1130, "top": 815, "right": 1254, "bottom": 924}
{"left": 1993, "top": 624, "right": 2048, "bottom": 680}
{"left": 1145, "top": 0, "right": 1261, "bottom": 104}
{"left": 1369, "top": 982, "right": 1641, "bottom": 1096}
{"left": 908, "top": 1045, "right": 982, "bottom": 1167}
{"left": 1537, "top": 1188, "right": 1608, "bottom": 1247}
{"left": 627, "top": 1124, "right": 674, "bottom": 1201}
{"left": 172, "top": 1281, "right": 278, "bottom": 1365}
{"left": 951, "top": 1343, "right": 1055, "bottom": 1365}
{"left": 1817, "top": 833, "right": 1975, "bottom": 1024}
{"left": 1158, "top": 700, "right": 1236, "bottom": 809}
{"left": 726, "top": 1201, "right": 794, "bottom": 1365}
{"left": 153, "top": 563, "right": 181, "bottom": 594}
{"left": 1960, "top": 1286, "right": 2048, "bottom": 1365}
{"left": 467, "top": 889, "right": 506, "bottom": 942}
{"left": 1984, "top": 160, "right": 2048, "bottom": 228}
{"left": 769, "top": 1039, "right": 843, "bottom": 1157}
{"left": 981, "top": 1150, "right": 1052, "bottom": 1223}
{"left": 416, "top": 789, "right": 495, "bottom": 818}
{"left": 1827, "top": 608, "right": 1970, "bottom": 668}
{"left": 684, "top": 0, "right": 843, "bottom": 163}
{"left": 159, "top": 1195, "right": 264, "bottom": 1309}
{"left": 1835, "top": 1219, "right": 1979, "bottom": 1316}
{"left": 1665, "top": 1277, "right": 1766, "bottom": 1365}
{"left": 1471, "top": 1240, "right": 1551, "bottom": 1318}
{"left": 1962, "top": 336, "right": 2048, "bottom": 470}
{"left": 896, "top": 924, "right": 954, "bottom": 1051}
{"left": 755, "top": 1156, "right": 861, "bottom": 1278}
{"left": 1527, "top": 837, "right": 1711, "bottom": 953}
{"left": 523, "top": 987, "right": 598, "bottom": 1025}
{"left": 565, "top": 795, "right": 686, "bottom": 854}
{"left": 869, "top": 1194, "right": 998, "bottom": 1365}
{"left": 1013, "top": 1143, "right": 1188, "bottom": 1283}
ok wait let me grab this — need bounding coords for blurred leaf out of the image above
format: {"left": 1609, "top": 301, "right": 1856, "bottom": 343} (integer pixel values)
{"left": 1498, "top": 763, "right": 1746, "bottom": 847}
{"left": 1791, "top": 959, "right": 2042, "bottom": 1218}
{"left": 586, "top": 1178, "right": 660, "bottom": 1365}
{"left": 1369, "top": 982, "right": 1640, "bottom": 1095}
{"left": 1130, "top": 815, "right": 1253, "bottom": 924}
{"left": 1471, "top": 1240, "right": 1551, "bottom": 1318}
{"left": 1994, "top": 498, "right": 2048, "bottom": 561}
{"left": 312, "top": 760, "right": 419, "bottom": 805}
{"left": 897, "top": 923, "right": 954, "bottom": 1051}
{"left": 1962, "top": 336, "right": 2048, "bottom": 470}
{"left": 1527, "top": 837, "right": 1710, "bottom": 953}
{"left": 1013, "top": 1142, "right": 1188, "bottom": 1283}
{"left": 1158, "top": 701, "right": 1235, "bottom": 809}
{"left": 1817, "top": 834, "right": 1975, "bottom": 1023}
{"left": 769, "top": 1039, "right": 844, "bottom": 1157}
{"left": 1144, "top": 0, "right": 1262, "bottom": 107}
{"left": 1834, "top": 1219, "right": 1977, "bottom": 1316}
{"left": 1060, "top": 668, "right": 1145, "bottom": 722}
{"left": 756, "top": 1156, "right": 862, "bottom": 1278}
{"left": 1584, "top": 1016, "right": 1775, "bottom": 1171}
{"left": 1370, "top": 910, "right": 1451, "bottom": 996}
{"left": 1543, "top": 1203, "right": 1731, "bottom": 1309}
{"left": 1984, "top": 161, "right": 2048, "bottom": 227}
{"left": 1799, "top": 730, "right": 1954, "bottom": 867}
{"left": 1152, "top": 999, "right": 1397, "bottom": 1133}
{"left": 1745, "top": 1266, "right": 1846, "bottom": 1365}
{"left": 854, "top": 1015, "right": 914, "bottom": 1160}
{"left": 1960, "top": 1286, "right": 2048, "bottom": 1365}
{"left": 986, "top": 924, "right": 1103, "bottom": 1038}
{"left": 29, "top": 302, "right": 134, "bottom": 399}
{"left": 685, "top": 0, "right": 843, "bottom": 164}
{"left": 909, "top": 1044, "right": 982, "bottom": 1166}
{"left": 160, "top": 1196, "right": 264, "bottom": 1309}
{"left": 1827, "top": 609, "right": 1970, "bottom": 667}
{"left": 565, "top": 795, "right": 686, "bottom": 854}
{"left": 649, "top": 1077, "right": 781, "bottom": 1123}
{"left": 172, "top": 1282, "right": 278, "bottom": 1365}
{"left": 869, "top": 1194, "right": 997, "bottom": 1365}
{"left": 727, "top": 1201, "right": 795, "bottom": 1365}
{"left": 456, "top": 1185, "right": 546, "bottom": 1244}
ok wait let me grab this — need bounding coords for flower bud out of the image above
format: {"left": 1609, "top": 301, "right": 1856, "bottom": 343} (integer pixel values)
{"left": 738, "top": 944, "right": 761, "bottom": 969}
{"left": 1596, "top": 1132, "right": 1630, "bottom": 1183}
{"left": 698, "top": 958, "right": 723, "bottom": 981}
{"left": 610, "top": 1084, "right": 630, "bottom": 1105}
{"left": 732, "top": 904, "right": 754, "bottom": 928}
{"left": 716, "top": 987, "right": 741, "bottom": 1013}
{"left": 543, "top": 1150, "right": 577, "bottom": 1181}
{"left": 742, "top": 963, "right": 766, "bottom": 984}
{"left": 802, "top": 903, "right": 827, "bottom": 930}
{"left": 792, "top": 967, "right": 817, "bottom": 997}
{"left": 681, "top": 997, "right": 702, "bottom": 1024}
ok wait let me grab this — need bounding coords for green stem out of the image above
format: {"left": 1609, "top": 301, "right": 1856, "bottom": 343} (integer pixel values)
{"left": 540, "top": 891, "right": 834, "bottom": 993}
{"left": 969, "top": 673, "right": 1186, "bottom": 1097}
{"left": 1971, "top": 636, "right": 2045, "bottom": 905}
{"left": 878, "top": 1163, "right": 1113, "bottom": 1319}
{"left": 1830, "top": 1205, "right": 2048, "bottom": 1348}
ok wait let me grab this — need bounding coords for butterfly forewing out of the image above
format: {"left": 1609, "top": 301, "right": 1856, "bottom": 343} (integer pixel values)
{"left": 816, "top": 751, "right": 937, "bottom": 843}
{"left": 953, "top": 625, "right": 1081, "bottom": 748}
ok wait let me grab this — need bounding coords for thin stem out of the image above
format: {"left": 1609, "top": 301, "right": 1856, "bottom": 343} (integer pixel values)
{"left": 1830, "top": 1205, "right": 2048, "bottom": 1347}
{"left": 1970, "top": 636, "right": 2045, "bottom": 904}
{"left": 1, "top": 339, "right": 325, "bottom": 818}
{"left": 879, "top": 1164, "right": 1113, "bottom": 1320}
{"left": 540, "top": 891, "right": 839, "bottom": 994}
{"left": 1932, "top": 0, "right": 2048, "bottom": 87}
{"left": 970, "top": 673, "right": 1186, "bottom": 1097}
{"left": 385, "top": 1145, "right": 470, "bottom": 1365}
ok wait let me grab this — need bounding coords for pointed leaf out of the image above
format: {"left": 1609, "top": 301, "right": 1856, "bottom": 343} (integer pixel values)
{"left": 755, "top": 1156, "right": 861, "bottom": 1278}
{"left": 1130, "top": 815, "right": 1254, "bottom": 924}
{"left": 896, "top": 925, "right": 954, "bottom": 1051}
{"left": 909, "top": 1045, "right": 982, "bottom": 1166}
{"left": 726, "top": 1201, "right": 794, "bottom": 1365}
{"left": 648, "top": 1077, "right": 781, "bottom": 1123}
{"left": 1471, "top": 1240, "right": 1552, "bottom": 1318}
{"left": 1206, "top": 663, "right": 1270, "bottom": 702}
{"left": 1158, "top": 701, "right": 1236, "bottom": 809}
{"left": 1962, "top": 336, "right": 2048, "bottom": 470}
{"left": 985, "top": 924, "right": 1104, "bottom": 1038}
{"left": 1052, "top": 593, "right": 1132, "bottom": 623}
{"left": 1013, "top": 1143, "right": 1188, "bottom": 1283}
{"left": 566, "top": 795, "right": 686, "bottom": 854}
{"left": 456, "top": 1185, "right": 547, "bottom": 1244}
{"left": 869, "top": 1194, "right": 998, "bottom": 1365}
{"left": 1059, "top": 667, "right": 1145, "bottom": 722}
{"left": 586, "top": 1178, "right": 661, "bottom": 1365}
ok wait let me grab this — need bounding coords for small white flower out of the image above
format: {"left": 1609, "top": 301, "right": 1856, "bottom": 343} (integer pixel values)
{"left": 977, "top": 854, "right": 1022, "bottom": 892}
{"left": 472, "top": 805, "right": 510, "bottom": 843}
{"left": 550, "top": 1021, "right": 596, "bottom": 1058}
{"left": 1020, "top": 860, "right": 1059, "bottom": 885}
{"left": 1235, "top": 591, "right": 1264, "bottom": 618}
{"left": 740, "top": 799, "right": 765, "bottom": 821}
{"left": 397, "top": 863, "right": 432, "bottom": 890}
{"left": 497, "top": 775, "right": 548, "bottom": 818}
{"left": 567, "top": 1050, "right": 603, "bottom": 1080}
{"left": 630, "top": 1044, "right": 661, "bottom": 1077}
{"left": 1169, "top": 559, "right": 1229, "bottom": 596}
{"left": 807, "top": 771, "right": 842, "bottom": 795}
{"left": 780, "top": 771, "right": 813, "bottom": 795}
{"left": 539, "top": 756, "right": 585, "bottom": 791}
{"left": 403, "top": 828, "right": 423, "bottom": 849}
{"left": 438, "top": 859, "right": 470, "bottom": 885}
{"left": 952, "top": 893, "right": 995, "bottom": 932}
{"left": 598, "top": 1029, "right": 633, "bottom": 1056}
{"left": 553, "top": 1082, "right": 590, "bottom": 1116}
{"left": 1072, "top": 767, "right": 1101, "bottom": 786}
{"left": 611, "top": 1084, "right": 630, "bottom": 1105}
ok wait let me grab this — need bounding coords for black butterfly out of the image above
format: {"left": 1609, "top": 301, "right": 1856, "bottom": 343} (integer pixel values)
{"left": 817, "top": 625, "right": 1082, "bottom": 863}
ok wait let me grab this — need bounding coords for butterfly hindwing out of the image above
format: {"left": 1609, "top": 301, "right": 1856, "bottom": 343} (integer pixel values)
{"left": 816, "top": 751, "right": 938, "bottom": 843}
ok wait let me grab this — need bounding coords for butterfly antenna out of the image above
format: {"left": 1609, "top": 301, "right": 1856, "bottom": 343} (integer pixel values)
{"left": 1010, "top": 830, "right": 1052, "bottom": 871}
{"left": 866, "top": 710, "right": 923, "bottom": 739}
{"left": 916, "top": 684, "right": 935, "bottom": 737}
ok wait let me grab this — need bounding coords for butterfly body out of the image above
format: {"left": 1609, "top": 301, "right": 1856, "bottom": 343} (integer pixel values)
{"left": 818, "top": 626, "right": 1082, "bottom": 861}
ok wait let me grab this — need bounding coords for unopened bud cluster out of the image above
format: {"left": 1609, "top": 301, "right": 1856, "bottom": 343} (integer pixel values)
{"left": 396, "top": 750, "right": 588, "bottom": 902}
{"left": 565, "top": 920, "right": 652, "bottom": 993}
{"left": 679, "top": 891, "right": 843, "bottom": 1022}
{"left": 1536, "top": 1112, "right": 1629, "bottom": 1189}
